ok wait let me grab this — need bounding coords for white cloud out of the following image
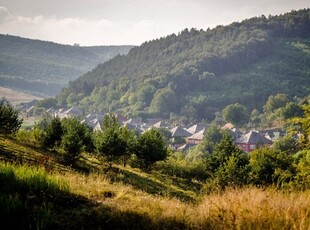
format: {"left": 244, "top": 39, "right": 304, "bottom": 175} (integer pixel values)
{"left": 0, "top": 1, "right": 309, "bottom": 45}
{"left": 0, "top": 6, "right": 11, "bottom": 24}
{"left": 0, "top": 6, "right": 184, "bottom": 45}
{"left": 0, "top": 7, "right": 128, "bottom": 45}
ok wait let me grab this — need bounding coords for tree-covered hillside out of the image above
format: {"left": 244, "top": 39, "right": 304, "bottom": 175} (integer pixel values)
{"left": 58, "top": 9, "right": 310, "bottom": 122}
{"left": 0, "top": 34, "right": 133, "bottom": 96}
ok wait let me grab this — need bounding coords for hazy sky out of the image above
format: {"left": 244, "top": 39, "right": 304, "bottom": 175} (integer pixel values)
{"left": 0, "top": 0, "right": 309, "bottom": 46}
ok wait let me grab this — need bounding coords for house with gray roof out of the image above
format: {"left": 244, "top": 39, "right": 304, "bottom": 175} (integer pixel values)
{"left": 187, "top": 129, "right": 206, "bottom": 145}
{"left": 170, "top": 126, "right": 192, "bottom": 137}
{"left": 235, "top": 130, "right": 273, "bottom": 153}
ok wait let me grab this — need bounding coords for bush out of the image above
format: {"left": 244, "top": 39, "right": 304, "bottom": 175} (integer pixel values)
{"left": 156, "top": 151, "right": 209, "bottom": 180}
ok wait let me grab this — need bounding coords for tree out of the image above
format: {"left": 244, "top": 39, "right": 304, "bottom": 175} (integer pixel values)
{"left": 39, "top": 117, "right": 63, "bottom": 148}
{"left": 36, "top": 97, "right": 58, "bottom": 109}
{"left": 135, "top": 129, "right": 168, "bottom": 170}
{"left": 61, "top": 118, "right": 90, "bottom": 164}
{"left": 293, "top": 150, "right": 310, "bottom": 190}
{"left": 249, "top": 109, "right": 262, "bottom": 128}
{"left": 119, "top": 127, "right": 137, "bottom": 167}
{"left": 211, "top": 133, "right": 247, "bottom": 172}
{"left": 206, "top": 134, "right": 249, "bottom": 189}
{"left": 222, "top": 103, "right": 249, "bottom": 127}
{"left": 196, "top": 124, "right": 226, "bottom": 155}
{"left": 95, "top": 113, "right": 130, "bottom": 166}
{"left": 282, "top": 102, "right": 304, "bottom": 119}
{"left": 290, "top": 104, "right": 310, "bottom": 148}
{"left": 263, "top": 93, "right": 289, "bottom": 114}
{"left": 272, "top": 135, "right": 299, "bottom": 155}
{"left": 249, "top": 147, "right": 294, "bottom": 186}
{"left": 95, "top": 127, "right": 127, "bottom": 166}
{"left": 0, "top": 101, "right": 22, "bottom": 135}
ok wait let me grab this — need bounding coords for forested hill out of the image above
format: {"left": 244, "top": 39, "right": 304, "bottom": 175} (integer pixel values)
{"left": 0, "top": 34, "right": 133, "bottom": 96}
{"left": 58, "top": 9, "right": 310, "bottom": 122}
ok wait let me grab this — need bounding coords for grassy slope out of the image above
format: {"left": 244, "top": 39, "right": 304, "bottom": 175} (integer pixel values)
{"left": 0, "top": 86, "right": 43, "bottom": 106}
{"left": 0, "top": 135, "right": 309, "bottom": 229}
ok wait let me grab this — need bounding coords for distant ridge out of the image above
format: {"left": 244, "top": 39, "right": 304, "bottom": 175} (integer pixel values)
{"left": 0, "top": 34, "right": 134, "bottom": 96}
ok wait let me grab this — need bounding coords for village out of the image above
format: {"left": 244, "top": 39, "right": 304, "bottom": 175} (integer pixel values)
{"left": 19, "top": 102, "right": 288, "bottom": 153}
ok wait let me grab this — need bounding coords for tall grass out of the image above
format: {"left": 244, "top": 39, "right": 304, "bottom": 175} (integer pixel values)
{"left": 0, "top": 162, "right": 69, "bottom": 229}
{"left": 59, "top": 169, "right": 310, "bottom": 229}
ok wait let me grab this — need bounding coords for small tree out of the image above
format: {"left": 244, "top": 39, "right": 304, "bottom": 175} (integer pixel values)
{"left": 61, "top": 118, "right": 89, "bottom": 165}
{"left": 196, "top": 124, "right": 226, "bottom": 155}
{"left": 40, "top": 117, "right": 63, "bottom": 148}
{"left": 0, "top": 101, "right": 22, "bottom": 135}
{"left": 95, "top": 113, "right": 130, "bottom": 166}
{"left": 135, "top": 129, "right": 168, "bottom": 170}
{"left": 95, "top": 127, "right": 127, "bottom": 166}
{"left": 119, "top": 127, "right": 137, "bottom": 167}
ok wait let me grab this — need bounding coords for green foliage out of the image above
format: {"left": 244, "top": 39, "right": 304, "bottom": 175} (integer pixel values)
{"left": 272, "top": 135, "right": 300, "bottom": 155}
{"left": 36, "top": 97, "right": 58, "bottom": 109}
{"left": 157, "top": 151, "right": 209, "bottom": 180}
{"left": 249, "top": 147, "right": 294, "bottom": 186}
{"left": 61, "top": 118, "right": 91, "bottom": 164}
{"left": 15, "top": 129, "right": 36, "bottom": 145}
{"left": 290, "top": 104, "right": 310, "bottom": 148}
{"left": 0, "top": 101, "right": 22, "bottom": 135}
{"left": 222, "top": 103, "right": 249, "bottom": 127}
{"left": 293, "top": 149, "right": 310, "bottom": 190}
{"left": 95, "top": 113, "right": 136, "bottom": 166}
{"left": 195, "top": 124, "right": 226, "bottom": 155}
{"left": 282, "top": 102, "right": 304, "bottom": 119}
{"left": 118, "top": 127, "right": 137, "bottom": 167}
{"left": 95, "top": 127, "right": 127, "bottom": 165}
{"left": 263, "top": 94, "right": 290, "bottom": 114}
{"left": 135, "top": 129, "right": 168, "bottom": 170}
{"left": 39, "top": 117, "right": 63, "bottom": 149}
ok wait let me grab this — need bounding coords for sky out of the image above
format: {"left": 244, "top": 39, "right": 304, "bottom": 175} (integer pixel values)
{"left": 0, "top": 0, "right": 309, "bottom": 46}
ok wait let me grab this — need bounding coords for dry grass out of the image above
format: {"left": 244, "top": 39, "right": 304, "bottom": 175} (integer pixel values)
{"left": 59, "top": 170, "right": 310, "bottom": 229}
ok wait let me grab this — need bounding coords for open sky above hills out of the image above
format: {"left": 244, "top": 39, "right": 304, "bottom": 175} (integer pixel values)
{"left": 0, "top": 0, "right": 309, "bottom": 46}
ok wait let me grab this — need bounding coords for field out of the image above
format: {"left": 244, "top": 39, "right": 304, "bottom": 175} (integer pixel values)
{"left": 0, "top": 135, "right": 310, "bottom": 229}
{"left": 0, "top": 86, "right": 43, "bottom": 106}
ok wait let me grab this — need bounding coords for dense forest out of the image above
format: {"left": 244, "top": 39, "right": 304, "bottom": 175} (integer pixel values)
{"left": 0, "top": 34, "right": 133, "bottom": 96}
{"left": 58, "top": 9, "right": 310, "bottom": 123}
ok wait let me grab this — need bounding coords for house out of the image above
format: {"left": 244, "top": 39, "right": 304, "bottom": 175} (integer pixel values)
{"left": 115, "top": 113, "right": 129, "bottom": 123}
{"left": 187, "top": 129, "right": 205, "bottom": 145}
{"left": 57, "top": 107, "right": 82, "bottom": 119}
{"left": 170, "top": 126, "right": 192, "bottom": 137}
{"left": 186, "top": 124, "right": 206, "bottom": 135}
{"left": 222, "top": 123, "right": 234, "bottom": 129}
{"left": 227, "top": 128, "right": 243, "bottom": 142}
{"left": 152, "top": 121, "right": 163, "bottom": 128}
{"left": 235, "top": 130, "right": 273, "bottom": 153}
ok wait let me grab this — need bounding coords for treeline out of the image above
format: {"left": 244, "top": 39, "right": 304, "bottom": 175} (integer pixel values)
{"left": 0, "top": 34, "right": 133, "bottom": 96}
{"left": 58, "top": 9, "right": 310, "bottom": 121}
